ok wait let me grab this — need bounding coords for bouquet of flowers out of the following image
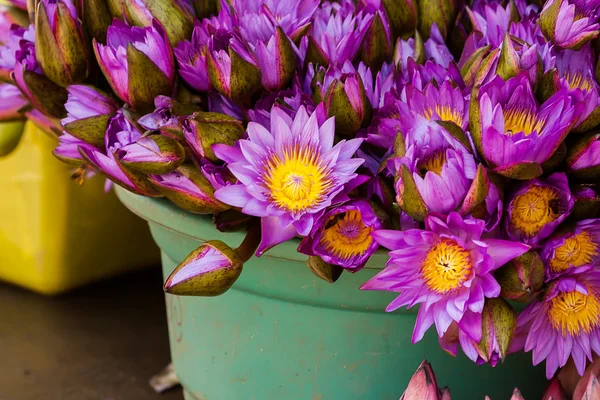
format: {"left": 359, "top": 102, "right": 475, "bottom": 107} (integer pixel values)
{"left": 2, "top": 0, "right": 600, "bottom": 381}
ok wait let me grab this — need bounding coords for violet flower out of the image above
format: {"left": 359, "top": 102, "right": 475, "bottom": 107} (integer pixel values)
{"left": 514, "top": 271, "right": 600, "bottom": 378}
{"left": 0, "top": 83, "right": 27, "bottom": 121}
{"left": 361, "top": 212, "right": 529, "bottom": 344}
{"left": 505, "top": 173, "right": 574, "bottom": 247}
{"left": 93, "top": 19, "right": 175, "bottom": 112}
{"left": 298, "top": 200, "right": 383, "bottom": 271}
{"left": 540, "top": 0, "right": 600, "bottom": 49}
{"left": 213, "top": 104, "right": 364, "bottom": 256}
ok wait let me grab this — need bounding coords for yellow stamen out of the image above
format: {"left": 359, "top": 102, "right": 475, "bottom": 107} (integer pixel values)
{"left": 510, "top": 186, "right": 561, "bottom": 238}
{"left": 503, "top": 107, "right": 546, "bottom": 136}
{"left": 564, "top": 72, "right": 596, "bottom": 92}
{"left": 423, "top": 105, "right": 464, "bottom": 127}
{"left": 550, "top": 231, "right": 598, "bottom": 273}
{"left": 417, "top": 150, "right": 447, "bottom": 176}
{"left": 548, "top": 287, "right": 600, "bottom": 336}
{"left": 264, "top": 145, "right": 332, "bottom": 212}
{"left": 320, "top": 210, "right": 373, "bottom": 260}
{"left": 421, "top": 239, "right": 473, "bottom": 294}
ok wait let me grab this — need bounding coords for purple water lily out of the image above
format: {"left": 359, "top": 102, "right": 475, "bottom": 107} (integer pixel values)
{"left": 93, "top": 19, "right": 174, "bottom": 111}
{"left": 477, "top": 74, "right": 578, "bottom": 179}
{"left": 513, "top": 271, "right": 600, "bottom": 378}
{"left": 505, "top": 173, "right": 574, "bottom": 247}
{"left": 394, "top": 24, "right": 454, "bottom": 69}
{"left": 540, "top": 0, "right": 600, "bottom": 49}
{"left": 213, "top": 104, "right": 364, "bottom": 255}
{"left": 541, "top": 219, "right": 600, "bottom": 278}
{"left": 362, "top": 212, "right": 529, "bottom": 344}
{"left": 298, "top": 200, "right": 383, "bottom": 270}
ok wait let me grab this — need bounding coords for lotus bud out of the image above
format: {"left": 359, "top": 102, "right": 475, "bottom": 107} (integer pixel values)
{"left": 306, "top": 256, "right": 344, "bottom": 283}
{"left": 570, "top": 184, "right": 600, "bottom": 221}
{"left": 566, "top": 131, "right": 600, "bottom": 180}
{"left": 539, "top": 0, "right": 600, "bottom": 50}
{"left": 0, "top": 83, "right": 27, "bottom": 122}
{"left": 207, "top": 35, "right": 262, "bottom": 104}
{"left": 323, "top": 63, "right": 372, "bottom": 137}
{"left": 477, "top": 298, "right": 517, "bottom": 366}
{"left": 12, "top": 60, "right": 68, "bottom": 119}
{"left": 400, "top": 361, "right": 450, "bottom": 400}
{"left": 122, "top": 0, "right": 194, "bottom": 47}
{"left": 61, "top": 85, "right": 118, "bottom": 148}
{"left": 116, "top": 134, "right": 185, "bottom": 175}
{"left": 183, "top": 111, "right": 244, "bottom": 163}
{"left": 163, "top": 241, "right": 243, "bottom": 297}
{"left": 93, "top": 20, "right": 175, "bottom": 113}
{"left": 380, "top": 0, "right": 418, "bottom": 40}
{"left": 34, "top": 0, "right": 88, "bottom": 87}
{"left": 417, "top": 0, "right": 457, "bottom": 40}
{"left": 164, "top": 223, "right": 261, "bottom": 296}
{"left": 495, "top": 250, "right": 545, "bottom": 302}
{"left": 53, "top": 131, "right": 99, "bottom": 165}
{"left": 256, "top": 27, "right": 296, "bottom": 92}
{"left": 496, "top": 34, "right": 542, "bottom": 84}
{"left": 360, "top": 11, "right": 391, "bottom": 70}
{"left": 148, "top": 165, "right": 229, "bottom": 214}
{"left": 78, "top": 0, "right": 112, "bottom": 43}
{"left": 0, "top": 120, "right": 24, "bottom": 157}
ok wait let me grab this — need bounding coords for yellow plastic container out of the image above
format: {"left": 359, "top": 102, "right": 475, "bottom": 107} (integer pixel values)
{"left": 0, "top": 121, "right": 159, "bottom": 294}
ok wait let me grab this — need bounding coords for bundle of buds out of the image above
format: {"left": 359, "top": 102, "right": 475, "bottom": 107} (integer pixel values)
{"left": 3, "top": 0, "right": 600, "bottom": 379}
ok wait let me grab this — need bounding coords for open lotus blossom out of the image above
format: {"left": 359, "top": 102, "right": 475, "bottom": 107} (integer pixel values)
{"left": 476, "top": 74, "right": 578, "bottom": 180}
{"left": 214, "top": 104, "right": 363, "bottom": 255}
{"left": 362, "top": 212, "right": 529, "bottom": 344}
{"left": 514, "top": 271, "right": 600, "bottom": 378}
{"left": 505, "top": 173, "right": 574, "bottom": 246}
{"left": 541, "top": 219, "right": 600, "bottom": 278}
{"left": 298, "top": 200, "right": 383, "bottom": 270}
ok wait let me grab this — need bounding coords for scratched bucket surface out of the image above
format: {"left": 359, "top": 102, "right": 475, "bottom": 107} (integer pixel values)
{"left": 115, "top": 186, "right": 547, "bottom": 400}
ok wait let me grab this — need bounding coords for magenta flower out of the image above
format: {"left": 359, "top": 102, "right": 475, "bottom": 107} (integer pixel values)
{"left": 0, "top": 83, "right": 27, "bottom": 121}
{"left": 0, "top": 24, "right": 35, "bottom": 81}
{"left": 540, "top": 0, "right": 600, "bottom": 49}
{"left": 298, "top": 200, "right": 383, "bottom": 271}
{"left": 514, "top": 271, "right": 600, "bottom": 378}
{"left": 361, "top": 212, "right": 530, "bottom": 343}
{"left": 301, "top": 0, "right": 373, "bottom": 66}
{"left": 53, "top": 132, "right": 100, "bottom": 165}
{"left": 505, "top": 173, "right": 574, "bottom": 247}
{"left": 254, "top": 27, "right": 296, "bottom": 92}
{"left": 394, "top": 24, "right": 454, "bottom": 69}
{"left": 174, "top": 21, "right": 213, "bottom": 92}
{"left": 93, "top": 20, "right": 175, "bottom": 111}
{"left": 213, "top": 104, "right": 364, "bottom": 255}
{"left": 541, "top": 219, "right": 600, "bottom": 278}
{"left": 137, "top": 96, "right": 181, "bottom": 132}
{"left": 466, "top": 1, "right": 515, "bottom": 48}
{"left": 476, "top": 74, "right": 578, "bottom": 179}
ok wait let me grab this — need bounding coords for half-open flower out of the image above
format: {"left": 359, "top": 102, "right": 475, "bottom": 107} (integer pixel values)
{"left": 93, "top": 19, "right": 175, "bottom": 113}
{"left": 539, "top": 0, "right": 600, "bottom": 49}
{"left": 566, "top": 131, "right": 600, "bottom": 179}
{"left": 116, "top": 134, "right": 185, "bottom": 175}
{"left": 394, "top": 24, "right": 454, "bottom": 69}
{"left": 148, "top": 164, "right": 230, "bottom": 214}
{"left": 298, "top": 200, "right": 383, "bottom": 271}
{"left": 254, "top": 27, "right": 296, "bottom": 92}
{"left": 541, "top": 219, "right": 600, "bottom": 279}
{"left": 79, "top": 111, "right": 159, "bottom": 196}
{"left": 474, "top": 74, "right": 577, "bottom": 180}
{"left": 514, "top": 271, "right": 600, "bottom": 378}
{"left": 53, "top": 132, "right": 100, "bottom": 165}
{"left": 213, "top": 104, "right": 363, "bottom": 256}
{"left": 361, "top": 212, "right": 530, "bottom": 344}
{"left": 61, "top": 85, "right": 118, "bottom": 148}
{"left": 505, "top": 173, "right": 574, "bottom": 247}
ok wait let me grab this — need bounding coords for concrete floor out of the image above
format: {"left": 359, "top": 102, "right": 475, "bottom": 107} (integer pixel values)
{"left": 0, "top": 268, "right": 183, "bottom": 400}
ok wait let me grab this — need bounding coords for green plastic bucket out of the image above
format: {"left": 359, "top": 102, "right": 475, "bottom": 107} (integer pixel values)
{"left": 115, "top": 186, "right": 546, "bottom": 400}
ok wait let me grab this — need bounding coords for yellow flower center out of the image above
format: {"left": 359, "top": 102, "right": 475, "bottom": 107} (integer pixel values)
{"left": 503, "top": 106, "right": 546, "bottom": 136}
{"left": 417, "top": 150, "right": 447, "bottom": 176}
{"left": 548, "top": 287, "right": 600, "bottom": 336}
{"left": 423, "top": 105, "right": 464, "bottom": 127}
{"left": 421, "top": 239, "right": 473, "bottom": 294}
{"left": 510, "top": 186, "right": 561, "bottom": 238}
{"left": 264, "top": 145, "right": 332, "bottom": 212}
{"left": 550, "top": 231, "right": 598, "bottom": 273}
{"left": 320, "top": 210, "right": 373, "bottom": 260}
{"left": 564, "top": 72, "right": 596, "bottom": 93}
